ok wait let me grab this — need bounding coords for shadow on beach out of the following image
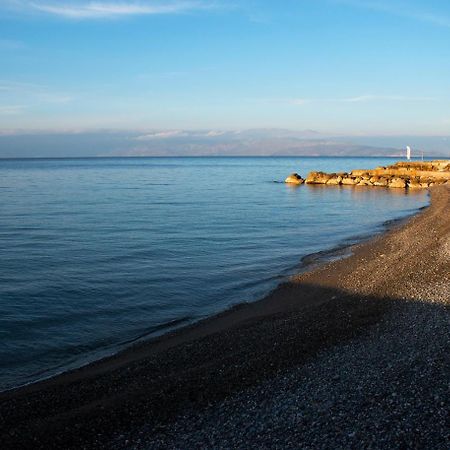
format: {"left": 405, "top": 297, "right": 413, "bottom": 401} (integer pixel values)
{"left": 1, "top": 283, "right": 448, "bottom": 449}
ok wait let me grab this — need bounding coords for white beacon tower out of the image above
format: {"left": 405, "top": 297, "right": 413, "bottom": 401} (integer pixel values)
{"left": 406, "top": 145, "right": 411, "bottom": 160}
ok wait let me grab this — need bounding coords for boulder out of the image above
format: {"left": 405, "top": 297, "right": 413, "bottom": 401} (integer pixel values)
{"left": 305, "top": 171, "right": 330, "bottom": 184}
{"left": 388, "top": 177, "right": 407, "bottom": 188}
{"left": 373, "top": 177, "right": 389, "bottom": 187}
{"left": 285, "top": 173, "right": 304, "bottom": 185}
{"left": 351, "top": 170, "right": 367, "bottom": 177}
{"left": 326, "top": 176, "right": 342, "bottom": 185}
{"left": 408, "top": 179, "right": 422, "bottom": 189}
{"left": 342, "top": 177, "right": 357, "bottom": 185}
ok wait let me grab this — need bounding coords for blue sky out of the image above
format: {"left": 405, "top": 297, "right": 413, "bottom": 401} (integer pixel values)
{"left": 1, "top": 0, "right": 450, "bottom": 135}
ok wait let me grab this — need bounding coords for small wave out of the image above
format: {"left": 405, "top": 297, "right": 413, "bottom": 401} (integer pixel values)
{"left": 227, "top": 273, "right": 284, "bottom": 293}
{"left": 118, "top": 316, "right": 194, "bottom": 346}
{"left": 1, "top": 316, "right": 194, "bottom": 392}
{"left": 298, "top": 246, "right": 353, "bottom": 270}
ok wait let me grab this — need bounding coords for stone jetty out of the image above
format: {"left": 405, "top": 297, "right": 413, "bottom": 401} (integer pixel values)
{"left": 301, "top": 160, "right": 450, "bottom": 189}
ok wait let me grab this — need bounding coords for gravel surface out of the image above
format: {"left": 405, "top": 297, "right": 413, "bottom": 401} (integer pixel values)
{"left": 140, "top": 286, "right": 449, "bottom": 449}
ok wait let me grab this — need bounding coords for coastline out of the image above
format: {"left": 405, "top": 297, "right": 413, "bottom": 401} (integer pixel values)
{"left": 1, "top": 186, "right": 448, "bottom": 448}
{"left": 0, "top": 191, "right": 425, "bottom": 394}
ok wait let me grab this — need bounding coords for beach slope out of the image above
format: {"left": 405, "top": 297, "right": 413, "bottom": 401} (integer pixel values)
{"left": 1, "top": 186, "right": 449, "bottom": 449}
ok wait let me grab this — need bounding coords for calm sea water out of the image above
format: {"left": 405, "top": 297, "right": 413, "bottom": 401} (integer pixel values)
{"left": 0, "top": 157, "right": 428, "bottom": 390}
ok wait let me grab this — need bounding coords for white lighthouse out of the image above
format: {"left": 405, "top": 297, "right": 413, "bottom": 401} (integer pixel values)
{"left": 406, "top": 146, "right": 411, "bottom": 160}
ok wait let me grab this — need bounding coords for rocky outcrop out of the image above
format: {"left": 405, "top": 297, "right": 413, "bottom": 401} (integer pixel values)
{"left": 299, "top": 160, "right": 450, "bottom": 189}
{"left": 284, "top": 173, "right": 304, "bottom": 184}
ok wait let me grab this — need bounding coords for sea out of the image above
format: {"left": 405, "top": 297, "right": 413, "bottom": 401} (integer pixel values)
{"left": 0, "top": 157, "right": 429, "bottom": 391}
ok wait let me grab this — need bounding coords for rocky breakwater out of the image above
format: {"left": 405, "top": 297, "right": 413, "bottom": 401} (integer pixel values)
{"left": 304, "top": 160, "right": 450, "bottom": 189}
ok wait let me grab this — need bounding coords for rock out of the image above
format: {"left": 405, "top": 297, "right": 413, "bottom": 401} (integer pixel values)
{"left": 388, "top": 177, "right": 407, "bottom": 189}
{"left": 350, "top": 170, "right": 367, "bottom": 177}
{"left": 342, "top": 177, "right": 357, "bottom": 185}
{"left": 373, "top": 177, "right": 389, "bottom": 187}
{"left": 305, "top": 172, "right": 331, "bottom": 184}
{"left": 408, "top": 180, "right": 422, "bottom": 189}
{"left": 285, "top": 173, "right": 304, "bottom": 184}
{"left": 326, "top": 176, "right": 342, "bottom": 185}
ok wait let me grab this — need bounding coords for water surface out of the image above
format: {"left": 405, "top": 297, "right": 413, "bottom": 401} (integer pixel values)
{"left": 0, "top": 157, "right": 428, "bottom": 390}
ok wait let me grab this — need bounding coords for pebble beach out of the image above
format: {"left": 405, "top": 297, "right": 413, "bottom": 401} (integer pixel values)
{"left": 1, "top": 186, "right": 449, "bottom": 449}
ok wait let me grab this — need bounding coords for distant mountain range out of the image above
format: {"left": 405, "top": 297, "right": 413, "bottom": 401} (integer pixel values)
{"left": 125, "top": 131, "right": 401, "bottom": 157}
{"left": 0, "top": 128, "right": 448, "bottom": 158}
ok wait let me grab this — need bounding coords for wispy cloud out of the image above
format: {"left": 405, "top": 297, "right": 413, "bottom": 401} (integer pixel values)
{"left": 286, "top": 94, "right": 436, "bottom": 105}
{"left": 135, "top": 130, "right": 185, "bottom": 139}
{"left": 333, "top": 0, "right": 450, "bottom": 28}
{"left": 135, "top": 129, "right": 227, "bottom": 139}
{"left": 0, "top": 80, "right": 74, "bottom": 104}
{"left": 7, "top": 1, "right": 214, "bottom": 19}
{"left": 0, "top": 105, "right": 26, "bottom": 115}
{"left": 0, "top": 80, "right": 41, "bottom": 92}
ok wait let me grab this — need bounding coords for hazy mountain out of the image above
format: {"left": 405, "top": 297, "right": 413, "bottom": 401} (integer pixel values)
{"left": 0, "top": 129, "right": 448, "bottom": 158}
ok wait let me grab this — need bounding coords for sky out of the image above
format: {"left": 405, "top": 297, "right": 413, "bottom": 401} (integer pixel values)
{"left": 0, "top": 0, "right": 450, "bottom": 136}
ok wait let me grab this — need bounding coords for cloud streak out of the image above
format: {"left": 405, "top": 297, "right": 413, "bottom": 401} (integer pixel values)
{"left": 135, "top": 129, "right": 227, "bottom": 139}
{"left": 0, "top": 80, "right": 74, "bottom": 105}
{"left": 287, "top": 94, "right": 436, "bottom": 105}
{"left": 0, "top": 105, "right": 26, "bottom": 115}
{"left": 8, "top": 1, "right": 212, "bottom": 19}
{"left": 334, "top": 0, "right": 450, "bottom": 28}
